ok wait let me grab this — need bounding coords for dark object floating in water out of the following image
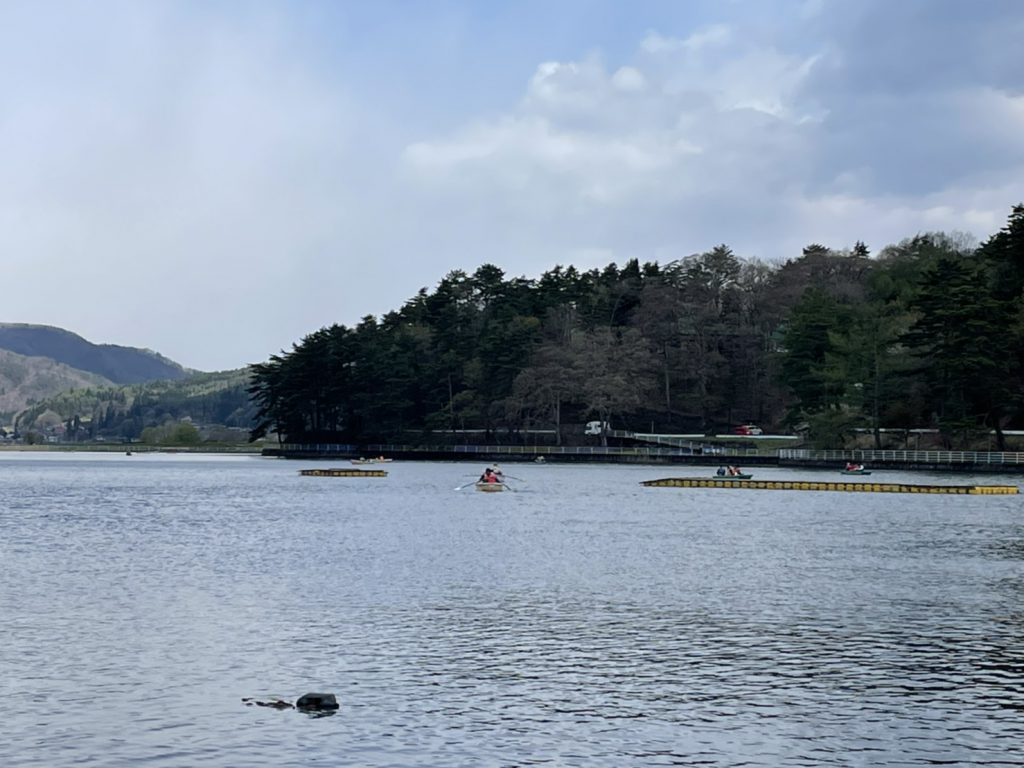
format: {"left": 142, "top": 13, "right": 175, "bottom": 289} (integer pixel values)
{"left": 243, "top": 697, "right": 293, "bottom": 709}
{"left": 296, "top": 692, "right": 339, "bottom": 711}
{"left": 243, "top": 692, "right": 340, "bottom": 712}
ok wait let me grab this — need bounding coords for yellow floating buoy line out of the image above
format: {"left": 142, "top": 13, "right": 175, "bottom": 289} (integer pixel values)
{"left": 641, "top": 477, "right": 1018, "bottom": 495}
{"left": 300, "top": 468, "right": 387, "bottom": 478}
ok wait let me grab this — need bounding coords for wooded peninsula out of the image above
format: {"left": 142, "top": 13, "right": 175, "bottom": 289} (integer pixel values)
{"left": 249, "top": 205, "right": 1024, "bottom": 450}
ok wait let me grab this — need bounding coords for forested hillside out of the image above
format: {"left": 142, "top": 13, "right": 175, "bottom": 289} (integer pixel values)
{"left": 0, "top": 348, "right": 114, "bottom": 418}
{"left": 14, "top": 369, "right": 254, "bottom": 442}
{"left": 0, "top": 324, "right": 187, "bottom": 384}
{"left": 250, "top": 206, "right": 1024, "bottom": 449}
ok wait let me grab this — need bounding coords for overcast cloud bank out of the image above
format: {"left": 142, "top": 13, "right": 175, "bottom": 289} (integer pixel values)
{"left": 1, "top": 0, "right": 1022, "bottom": 370}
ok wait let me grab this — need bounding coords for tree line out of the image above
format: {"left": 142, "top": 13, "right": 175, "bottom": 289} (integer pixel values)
{"left": 249, "top": 205, "right": 1024, "bottom": 449}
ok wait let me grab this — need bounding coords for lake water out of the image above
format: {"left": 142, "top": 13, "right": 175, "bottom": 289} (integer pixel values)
{"left": 2, "top": 453, "right": 1023, "bottom": 767}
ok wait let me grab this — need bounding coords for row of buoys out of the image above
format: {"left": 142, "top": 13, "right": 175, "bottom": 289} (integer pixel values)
{"left": 641, "top": 477, "right": 1019, "bottom": 494}
{"left": 299, "top": 468, "right": 387, "bottom": 477}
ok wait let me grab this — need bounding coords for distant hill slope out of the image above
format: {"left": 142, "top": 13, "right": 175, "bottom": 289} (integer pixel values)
{"left": 0, "top": 348, "right": 115, "bottom": 417}
{"left": 14, "top": 368, "right": 256, "bottom": 438}
{"left": 0, "top": 323, "right": 188, "bottom": 385}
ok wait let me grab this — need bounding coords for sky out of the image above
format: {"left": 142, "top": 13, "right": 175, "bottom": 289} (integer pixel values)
{"left": 2, "top": 0, "right": 1023, "bottom": 371}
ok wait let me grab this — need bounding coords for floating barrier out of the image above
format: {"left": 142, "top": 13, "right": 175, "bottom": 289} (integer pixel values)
{"left": 641, "top": 477, "right": 1018, "bottom": 495}
{"left": 300, "top": 468, "right": 387, "bottom": 478}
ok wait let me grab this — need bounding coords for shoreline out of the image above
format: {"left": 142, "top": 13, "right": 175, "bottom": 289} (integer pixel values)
{"left": 4, "top": 443, "right": 1021, "bottom": 474}
{"left": 263, "top": 445, "right": 1024, "bottom": 474}
{"left": 0, "top": 444, "right": 262, "bottom": 454}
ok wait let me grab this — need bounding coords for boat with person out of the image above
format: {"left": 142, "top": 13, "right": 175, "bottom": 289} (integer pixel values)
{"left": 715, "top": 466, "right": 752, "bottom": 480}
{"left": 350, "top": 456, "right": 393, "bottom": 465}
{"left": 465, "top": 465, "right": 511, "bottom": 492}
{"left": 842, "top": 462, "right": 871, "bottom": 475}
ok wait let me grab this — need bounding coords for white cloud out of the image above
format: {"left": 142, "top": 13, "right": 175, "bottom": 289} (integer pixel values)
{"left": 401, "top": 33, "right": 823, "bottom": 265}
{"left": 641, "top": 24, "right": 732, "bottom": 54}
{"left": 611, "top": 66, "right": 647, "bottom": 93}
{"left": 402, "top": 15, "right": 1024, "bottom": 272}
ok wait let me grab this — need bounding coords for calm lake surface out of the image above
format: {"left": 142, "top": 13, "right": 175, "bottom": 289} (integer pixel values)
{"left": 2, "top": 453, "right": 1023, "bottom": 767}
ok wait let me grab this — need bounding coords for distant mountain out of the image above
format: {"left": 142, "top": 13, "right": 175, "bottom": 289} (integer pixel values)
{"left": 0, "top": 323, "right": 188, "bottom": 384}
{"left": 0, "top": 348, "right": 115, "bottom": 418}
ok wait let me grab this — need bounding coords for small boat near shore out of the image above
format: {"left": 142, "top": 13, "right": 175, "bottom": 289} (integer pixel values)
{"left": 351, "top": 457, "right": 393, "bottom": 465}
{"left": 715, "top": 473, "right": 752, "bottom": 480}
{"left": 841, "top": 469, "right": 872, "bottom": 475}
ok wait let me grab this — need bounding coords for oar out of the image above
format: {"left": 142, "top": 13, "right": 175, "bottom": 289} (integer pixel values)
{"left": 501, "top": 474, "right": 525, "bottom": 482}
{"left": 500, "top": 482, "right": 515, "bottom": 492}
{"left": 455, "top": 477, "right": 483, "bottom": 491}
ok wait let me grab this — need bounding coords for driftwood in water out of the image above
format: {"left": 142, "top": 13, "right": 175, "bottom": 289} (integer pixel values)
{"left": 243, "top": 692, "right": 339, "bottom": 711}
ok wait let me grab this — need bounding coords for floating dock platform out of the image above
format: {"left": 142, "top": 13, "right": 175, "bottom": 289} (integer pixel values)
{"left": 641, "top": 477, "right": 1018, "bottom": 494}
{"left": 300, "top": 468, "right": 387, "bottom": 478}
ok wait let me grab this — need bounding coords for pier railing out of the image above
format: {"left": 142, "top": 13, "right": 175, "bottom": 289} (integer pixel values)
{"left": 266, "top": 444, "right": 1024, "bottom": 469}
{"left": 274, "top": 442, "right": 758, "bottom": 459}
{"left": 779, "top": 448, "right": 1024, "bottom": 466}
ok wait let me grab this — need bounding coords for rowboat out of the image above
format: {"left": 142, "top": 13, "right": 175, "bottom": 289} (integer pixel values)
{"left": 351, "top": 457, "right": 393, "bottom": 465}
{"left": 475, "top": 481, "right": 505, "bottom": 492}
{"left": 715, "top": 473, "right": 752, "bottom": 480}
{"left": 841, "top": 469, "right": 872, "bottom": 475}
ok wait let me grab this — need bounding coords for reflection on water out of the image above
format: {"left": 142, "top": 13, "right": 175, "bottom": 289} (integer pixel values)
{"left": 1, "top": 454, "right": 1022, "bottom": 766}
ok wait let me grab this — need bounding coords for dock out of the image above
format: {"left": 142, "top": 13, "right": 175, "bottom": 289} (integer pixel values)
{"left": 641, "top": 477, "right": 1018, "bottom": 494}
{"left": 300, "top": 468, "right": 387, "bottom": 478}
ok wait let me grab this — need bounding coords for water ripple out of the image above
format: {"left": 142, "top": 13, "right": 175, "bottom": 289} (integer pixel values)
{"left": 1, "top": 455, "right": 1022, "bottom": 766}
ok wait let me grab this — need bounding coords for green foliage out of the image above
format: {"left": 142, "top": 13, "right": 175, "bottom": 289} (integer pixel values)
{"left": 141, "top": 421, "right": 202, "bottom": 445}
{"left": 14, "top": 369, "right": 254, "bottom": 439}
{"left": 780, "top": 289, "right": 851, "bottom": 413}
{"left": 245, "top": 204, "right": 1024, "bottom": 449}
{"left": 804, "top": 408, "right": 860, "bottom": 450}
